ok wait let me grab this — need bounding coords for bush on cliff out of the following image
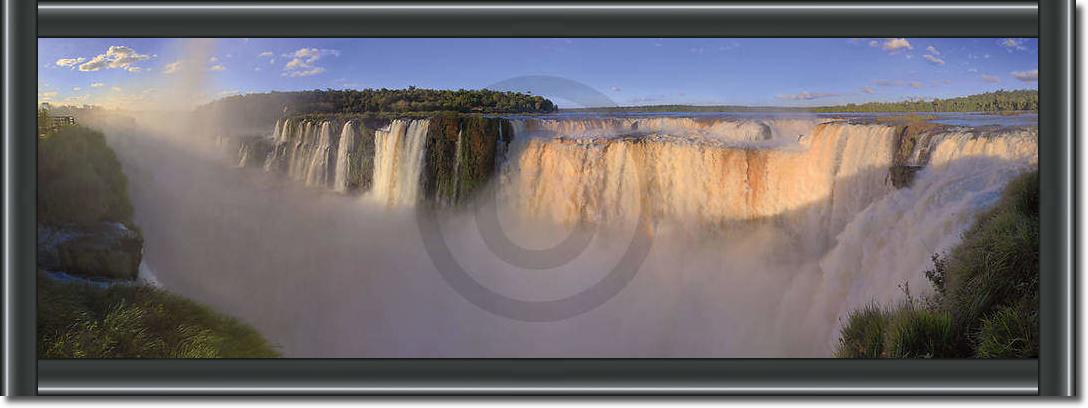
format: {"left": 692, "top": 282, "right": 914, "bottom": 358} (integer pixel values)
{"left": 38, "top": 126, "right": 133, "bottom": 227}
{"left": 835, "top": 170, "right": 1039, "bottom": 358}
{"left": 38, "top": 273, "right": 279, "bottom": 358}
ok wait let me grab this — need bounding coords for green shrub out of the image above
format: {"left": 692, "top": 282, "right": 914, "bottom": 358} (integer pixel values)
{"left": 883, "top": 306, "right": 956, "bottom": 358}
{"left": 38, "top": 273, "right": 279, "bottom": 358}
{"left": 943, "top": 171, "right": 1038, "bottom": 345}
{"left": 834, "top": 170, "right": 1039, "bottom": 359}
{"left": 38, "top": 126, "right": 133, "bottom": 227}
{"left": 976, "top": 304, "right": 1038, "bottom": 358}
{"left": 834, "top": 303, "right": 889, "bottom": 358}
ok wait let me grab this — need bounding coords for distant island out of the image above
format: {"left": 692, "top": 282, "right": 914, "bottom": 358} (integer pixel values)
{"left": 563, "top": 90, "right": 1039, "bottom": 114}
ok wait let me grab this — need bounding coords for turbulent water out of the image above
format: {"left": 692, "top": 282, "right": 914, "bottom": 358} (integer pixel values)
{"left": 110, "top": 113, "right": 1037, "bottom": 357}
{"left": 369, "top": 119, "right": 430, "bottom": 206}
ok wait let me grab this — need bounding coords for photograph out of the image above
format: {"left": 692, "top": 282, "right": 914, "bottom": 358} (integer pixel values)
{"left": 35, "top": 37, "right": 1039, "bottom": 359}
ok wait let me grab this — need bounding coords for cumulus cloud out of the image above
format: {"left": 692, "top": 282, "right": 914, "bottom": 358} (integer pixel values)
{"left": 258, "top": 51, "right": 274, "bottom": 57}
{"left": 90, "top": 82, "right": 105, "bottom": 88}
{"left": 209, "top": 64, "right": 226, "bottom": 72}
{"left": 162, "top": 61, "right": 182, "bottom": 74}
{"left": 38, "top": 91, "right": 59, "bottom": 101}
{"left": 922, "top": 54, "right": 945, "bottom": 65}
{"left": 776, "top": 91, "right": 840, "bottom": 101}
{"left": 981, "top": 74, "right": 1001, "bottom": 83}
{"left": 281, "top": 48, "right": 339, "bottom": 77}
{"left": 610, "top": 86, "right": 622, "bottom": 92}
{"left": 55, "top": 57, "right": 85, "bottom": 68}
{"left": 79, "top": 45, "right": 152, "bottom": 72}
{"left": 860, "top": 86, "right": 876, "bottom": 94}
{"left": 880, "top": 38, "right": 912, "bottom": 52}
{"left": 925, "top": 45, "right": 941, "bottom": 56}
{"left": 1001, "top": 38, "right": 1028, "bottom": 51}
{"left": 1011, "top": 69, "right": 1038, "bottom": 82}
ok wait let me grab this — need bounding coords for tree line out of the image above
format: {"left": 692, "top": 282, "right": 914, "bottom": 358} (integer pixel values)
{"left": 564, "top": 90, "right": 1038, "bottom": 114}
{"left": 811, "top": 90, "right": 1038, "bottom": 113}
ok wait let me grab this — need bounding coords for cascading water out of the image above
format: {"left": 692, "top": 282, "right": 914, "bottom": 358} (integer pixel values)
{"left": 304, "top": 121, "right": 336, "bottom": 188}
{"left": 333, "top": 121, "right": 359, "bottom": 193}
{"left": 369, "top": 119, "right": 431, "bottom": 207}
{"left": 154, "top": 113, "right": 1042, "bottom": 357}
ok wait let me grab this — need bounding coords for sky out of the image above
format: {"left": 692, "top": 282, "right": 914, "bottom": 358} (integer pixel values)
{"left": 38, "top": 38, "right": 1039, "bottom": 109}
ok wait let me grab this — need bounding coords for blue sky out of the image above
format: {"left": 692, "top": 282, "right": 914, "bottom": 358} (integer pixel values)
{"left": 38, "top": 38, "right": 1038, "bottom": 109}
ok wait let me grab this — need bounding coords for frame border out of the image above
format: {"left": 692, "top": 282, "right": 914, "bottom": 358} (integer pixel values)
{"left": 4, "top": 0, "right": 1074, "bottom": 396}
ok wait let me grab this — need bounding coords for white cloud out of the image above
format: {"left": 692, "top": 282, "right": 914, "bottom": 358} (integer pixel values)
{"left": 1001, "top": 38, "right": 1028, "bottom": 51}
{"left": 967, "top": 68, "right": 979, "bottom": 73}
{"left": 1011, "top": 69, "right": 1038, "bottom": 82}
{"left": 283, "top": 67, "right": 326, "bottom": 77}
{"left": 72, "top": 87, "right": 81, "bottom": 91}
{"left": 55, "top": 57, "right": 85, "bottom": 68}
{"left": 776, "top": 91, "right": 840, "bottom": 101}
{"left": 38, "top": 91, "right": 59, "bottom": 101}
{"left": 79, "top": 45, "right": 152, "bottom": 72}
{"left": 922, "top": 54, "right": 945, "bottom": 65}
{"left": 925, "top": 45, "right": 940, "bottom": 56}
{"left": 909, "top": 81, "right": 924, "bottom": 89}
{"left": 981, "top": 74, "right": 1001, "bottom": 83}
{"left": 258, "top": 51, "right": 274, "bottom": 57}
{"left": 162, "top": 61, "right": 182, "bottom": 74}
{"left": 610, "top": 86, "right": 622, "bottom": 92}
{"left": 111, "top": 86, "right": 123, "bottom": 92}
{"left": 881, "top": 38, "right": 912, "bottom": 52}
{"left": 90, "top": 82, "right": 105, "bottom": 88}
{"left": 281, "top": 48, "right": 339, "bottom": 77}
{"left": 868, "top": 40, "right": 879, "bottom": 47}
{"left": 209, "top": 64, "right": 226, "bottom": 72}
{"left": 209, "top": 56, "right": 219, "bottom": 63}
{"left": 860, "top": 86, "right": 876, "bottom": 94}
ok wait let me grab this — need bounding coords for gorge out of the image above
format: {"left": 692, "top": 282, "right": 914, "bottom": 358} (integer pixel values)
{"left": 110, "top": 109, "right": 1037, "bottom": 357}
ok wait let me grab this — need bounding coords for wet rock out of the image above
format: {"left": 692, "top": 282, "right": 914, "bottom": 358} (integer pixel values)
{"left": 38, "top": 223, "right": 143, "bottom": 280}
{"left": 888, "top": 165, "right": 924, "bottom": 189}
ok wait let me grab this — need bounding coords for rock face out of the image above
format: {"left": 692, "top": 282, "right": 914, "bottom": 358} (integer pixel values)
{"left": 38, "top": 223, "right": 143, "bottom": 280}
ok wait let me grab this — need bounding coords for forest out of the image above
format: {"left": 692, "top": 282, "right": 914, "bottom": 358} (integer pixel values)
{"left": 565, "top": 90, "right": 1039, "bottom": 114}
{"left": 811, "top": 90, "right": 1038, "bottom": 113}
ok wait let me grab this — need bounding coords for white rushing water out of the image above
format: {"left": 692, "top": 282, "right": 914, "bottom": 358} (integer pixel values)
{"left": 368, "top": 119, "right": 430, "bottom": 207}
{"left": 117, "top": 114, "right": 1038, "bottom": 357}
{"left": 333, "top": 120, "right": 359, "bottom": 193}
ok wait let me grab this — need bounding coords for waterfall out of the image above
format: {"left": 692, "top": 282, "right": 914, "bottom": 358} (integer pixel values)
{"left": 304, "top": 121, "right": 336, "bottom": 187}
{"left": 333, "top": 121, "right": 358, "bottom": 193}
{"left": 369, "top": 119, "right": 431, "bottom": 207}
{"left": 498, "top": 121, "right": 895, "bottom": 230}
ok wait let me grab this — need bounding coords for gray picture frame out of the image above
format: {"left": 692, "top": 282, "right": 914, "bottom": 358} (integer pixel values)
{"left": 3, "top": 0, "right": 1074, "bottom": 396}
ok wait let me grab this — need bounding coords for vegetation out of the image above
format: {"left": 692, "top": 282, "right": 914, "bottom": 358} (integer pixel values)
{"left": 563, "top": 105, "right": 810, "bottom": 113}
{"left": 566, "top": 90, "right": 1038, "bottom": 114}
{"left": 422, "top": 114, "right": 513, "bottom": 205}
{"left": 812, "top": 90, "right": 1038, "bottom": 113}
{"left": 38, "top": 125, "right": 134, "bottom": 227}
{"left": 37, "top": 118, "right": 279, "bottom": 358}
{"left": 197, "top": 87, "right": 556, "bottom": 131}
{"left": 38, "top": 273, "right": 279, "bottom": 358}
{"left": 835, "top": 170, "right": 1039, "bottom": 358}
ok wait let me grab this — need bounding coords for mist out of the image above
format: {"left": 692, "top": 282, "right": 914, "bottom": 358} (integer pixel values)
{"left": 78, "top": 104, "right": 1038, "bottom": 358}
